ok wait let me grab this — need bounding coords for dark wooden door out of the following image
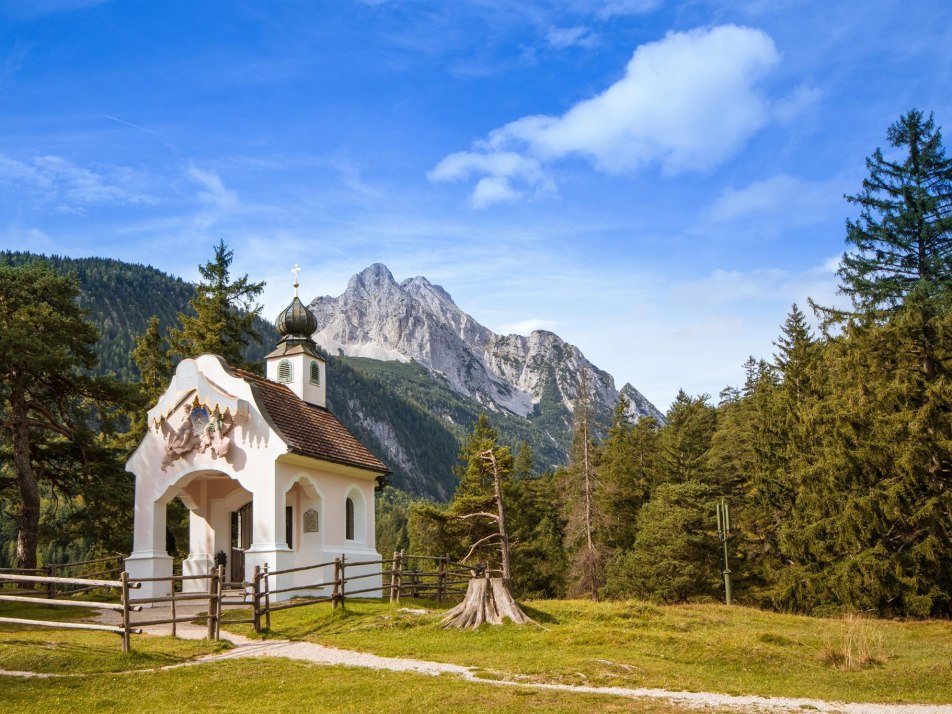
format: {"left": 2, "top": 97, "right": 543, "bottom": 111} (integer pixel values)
{"left": 230, "top": 502, "right": 253, "bottom": 582}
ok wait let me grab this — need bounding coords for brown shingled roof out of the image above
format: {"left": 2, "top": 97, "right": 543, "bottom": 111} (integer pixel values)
{"left": 231, "top": 367, "right": 389, "bottom": 475}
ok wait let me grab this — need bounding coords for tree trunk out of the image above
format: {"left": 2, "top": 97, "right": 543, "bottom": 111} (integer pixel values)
{"left": 481, "top": 449, "right": 511, "bottom": 582}
{"left": 11, "top": 370, "right": 39, "bottom": 571}
{"left": 441, "top": 573, "right": 533, "bottom": 629}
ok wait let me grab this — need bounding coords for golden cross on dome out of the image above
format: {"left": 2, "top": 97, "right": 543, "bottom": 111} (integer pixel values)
{"left": 291, "top": 264, "right": 301, "bottom": 296}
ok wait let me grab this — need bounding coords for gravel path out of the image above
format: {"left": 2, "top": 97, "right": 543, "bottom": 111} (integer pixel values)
{"left": 6, "top": 604, "right": 949, "bottom": 714}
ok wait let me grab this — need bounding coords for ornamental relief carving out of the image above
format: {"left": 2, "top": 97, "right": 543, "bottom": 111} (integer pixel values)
{"left": 160, "top": 396, "right": 234, "bottom": 470}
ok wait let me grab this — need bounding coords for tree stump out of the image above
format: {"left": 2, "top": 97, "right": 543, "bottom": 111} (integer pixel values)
{"left": 440, "top": 574, "right": 533, "bottom": 629}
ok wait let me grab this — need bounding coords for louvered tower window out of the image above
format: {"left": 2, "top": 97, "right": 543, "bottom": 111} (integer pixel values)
{"left": 277, "top": 359, "right": 292, "bottom": 383}
{"left": 310, "top": 361, "right": 320, "bottom": 385}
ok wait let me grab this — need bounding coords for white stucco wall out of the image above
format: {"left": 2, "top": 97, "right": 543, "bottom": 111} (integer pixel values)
{"left": 125, "top": 354, "right": 383, "bottom": 601}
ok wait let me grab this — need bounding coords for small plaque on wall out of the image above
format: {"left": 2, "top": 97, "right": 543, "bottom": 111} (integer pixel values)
{"left": 303, "top": 509, "right": 319, "bottom": 533}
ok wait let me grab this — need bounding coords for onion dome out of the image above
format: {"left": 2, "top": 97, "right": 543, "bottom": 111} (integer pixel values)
{"left": 276, "top": 296, "right": 318, "bottom": 340}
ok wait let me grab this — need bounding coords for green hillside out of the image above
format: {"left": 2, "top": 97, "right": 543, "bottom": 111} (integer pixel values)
{"left": 0, "top": 252, "right": 580, "bottom": 501}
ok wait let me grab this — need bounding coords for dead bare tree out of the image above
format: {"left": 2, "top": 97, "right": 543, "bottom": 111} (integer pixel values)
{"left": 563, "top": 365, "right": 604, "bottom": 600}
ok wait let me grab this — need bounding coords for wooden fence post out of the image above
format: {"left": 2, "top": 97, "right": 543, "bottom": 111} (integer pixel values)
{"left": 263, "top": 563, "right": 271, "bottom": 632}
{"left": 120, "top": 571, "right": 131, "bottom": 654}
{"left": 46, "top": 564, "right": 55, "bottom": 599}
{"left": 205, "top": 567, "right": 216, "bottom": 640}
{"left": 389, "top": 551, "right": 399, "bottom": 603}
{"left": 252, "top": 565, "right": 261, "bottom": 633}
{"left": 340, "top": 555, "right": 346, "bottom": 608}
{"left": 214, "top": 565, "right": 224, "bottom": 640}
{"left": 171, "top": 579, "right": 178, "bottom": 638}
{"left": 331, "top": 558, "right": 340, "bottom": 609}
{"left": 397, "top": 549, "right": 404, "bottom": 603}
{"left": 437, "top": 555, "right": 447, "bottom": 603}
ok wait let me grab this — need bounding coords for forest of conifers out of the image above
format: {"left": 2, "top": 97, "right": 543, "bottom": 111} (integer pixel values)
{"left": 1, "top": 110, "right": 950, "bottom": 618}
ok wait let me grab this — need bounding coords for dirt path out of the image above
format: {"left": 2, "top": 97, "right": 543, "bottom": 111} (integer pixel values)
{"left": 8, "top": 605, "right": 948, "bottom": 714}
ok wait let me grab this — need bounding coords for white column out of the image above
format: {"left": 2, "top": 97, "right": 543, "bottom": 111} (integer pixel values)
{"left": 125, "top": 486, "right": 173, "bottom": 600}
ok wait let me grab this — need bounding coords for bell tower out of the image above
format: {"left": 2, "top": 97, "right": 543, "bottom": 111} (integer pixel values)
{"left": 265, "top": 265, "right": 326, "bottom": 407}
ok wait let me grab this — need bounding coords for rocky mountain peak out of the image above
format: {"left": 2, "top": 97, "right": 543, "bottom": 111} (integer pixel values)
{"left": 308, "top": 264, "right": 662, "bottom": 423}
{"left": 347, "top": 263, "right": 399, "bottom": 296}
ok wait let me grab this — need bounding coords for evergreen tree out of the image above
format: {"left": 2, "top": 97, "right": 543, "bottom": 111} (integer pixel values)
{"left": 599, "top": 394, "right": 658, "bottom": 552}
{"left": 408, "top": 414, "right": 514, "bottom": 574}
{"left": 656, "top": 390, "right": 716, "bottom": 485}
{"left": 507, "top": 444, "right": 568, "bottom": 598}
{"left": 834, "top": 109, "right": 952, "bottom": 380}
{"left": 602, "top": 481, "right": 719, "bottom": 603}
{"left": 169, "top": 240, "right": 265, "bottom": 371}
{"left": 0, "top": 262, "right": 137, "bottom": 569}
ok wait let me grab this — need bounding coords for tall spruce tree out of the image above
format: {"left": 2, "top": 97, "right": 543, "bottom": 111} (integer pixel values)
{"left": 169, "top": 240, "right": 265, "bottom": 371}
{"left": 599, "top": 394, "right": 657, "bottom": 552}
{"left": 780, "top": 110, "right": 952, "bottom": 616}
{"left": 834, "top": 109, "right": 952, "bottom": 380}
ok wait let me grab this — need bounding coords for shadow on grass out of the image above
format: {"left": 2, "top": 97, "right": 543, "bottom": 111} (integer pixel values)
{"left": 520, "top": 604, "right": 559, "bottom": 625}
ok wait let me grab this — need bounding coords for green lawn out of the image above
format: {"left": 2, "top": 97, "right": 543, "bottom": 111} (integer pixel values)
{"left": 0, "top": 659, "right": 724, "bottom": 713}
{"left": 0, "top": 601, "right": 228, "bottom": 674}
{"left": 222, "top": 597, "right": 952, "bottom": 704}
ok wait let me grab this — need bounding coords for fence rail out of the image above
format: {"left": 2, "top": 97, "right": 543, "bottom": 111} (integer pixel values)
{"left": 246, "top": 550, "right": 481, "bottom": 633}
{"left": 1, "top": 553, "right": 482, "bottom": 647}
{"left": 0, "top": 571, "right": 142, "bottom": 652}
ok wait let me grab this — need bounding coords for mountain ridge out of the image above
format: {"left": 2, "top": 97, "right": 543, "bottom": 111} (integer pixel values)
{"left": 308, "top": 262, "right": 664, "bottom": 425}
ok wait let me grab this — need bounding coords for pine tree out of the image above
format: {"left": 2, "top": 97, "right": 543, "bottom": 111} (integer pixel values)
{"left": 778, "top": 110, "right": 952, "bottom": 617}
{"left": 408, "top": 414, "right": 515, "bottom": 575}
{"left": 169, "top": 240, "right": 265, "bottom": 371}
{"left": 599, "top": 393, "right": 658, "bottom": 552}
{"left": 834, "top": 109, "right": 952, "bottom": 380}
{"left": 0, "top": 262, "right": 136, "bottom": 569}
{"left": 656, "top": 390, "right": 716, "bottom": 485}
{"left": 507, "top": 443, "right": 568, "bottom": 598}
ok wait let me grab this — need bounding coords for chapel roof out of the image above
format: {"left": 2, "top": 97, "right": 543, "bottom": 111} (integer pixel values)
{"left": 231, "top": 366, "right": 388, "bottom": 476}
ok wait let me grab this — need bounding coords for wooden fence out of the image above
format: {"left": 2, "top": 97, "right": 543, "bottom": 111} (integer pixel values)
{"left": 0, "top": 571, "right": 142, "bottom": 652}
{"left": 0, "top": 552, "right": 479, "bottom": 647}
{"left": 248, "top": 550, "right": 478, "bottom": 632}
{"left": 0, "top": 565, "right": 227, "bottom": 652}
{"left": 0, "top": 554, "right": 125, "bottom": 598}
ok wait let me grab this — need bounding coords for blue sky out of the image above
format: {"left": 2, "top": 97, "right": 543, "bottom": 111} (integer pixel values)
{"left": 2, "top": 0, "right": 951, "bottom": 411}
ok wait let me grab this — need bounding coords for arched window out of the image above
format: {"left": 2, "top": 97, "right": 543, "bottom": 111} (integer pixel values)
{"left": 345, "top": 497, "right": 355, "bottom": 541}
{"left": 277, "top": 359, "right": 292, "bottom": 383}
{"left": 310, "top": 361, "right": 320, "bottom": 385}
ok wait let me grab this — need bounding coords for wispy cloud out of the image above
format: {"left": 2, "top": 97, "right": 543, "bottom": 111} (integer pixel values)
{"left": 498, "top": 317, "right": 558, "bottom": 334}
{"left": 707, "top": 174, "right": 844, "bottom": 226}
{"left": 597, "top": 0, "right": 664, "bottom": 18}
{"left": 546, "top": 26, "right": 599, "bottom": 49}
{"left": 430, "top": 25, "right": 813, "bottom": 206}
{"left": 1, "top": 40, "right": 32, "bottom": 85}
{"left": 0, "top": 153, "right": 160, "bottom": 209}
{"left": 1, "top": 0, "right": 110, "bottom": 18}
{"left": 186, "top": 164, "right": 238, "bottom": 210}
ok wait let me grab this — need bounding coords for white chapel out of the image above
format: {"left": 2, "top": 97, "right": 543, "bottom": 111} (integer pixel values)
{"left": 124, "top": 278, "right": 389, "bottom": 600}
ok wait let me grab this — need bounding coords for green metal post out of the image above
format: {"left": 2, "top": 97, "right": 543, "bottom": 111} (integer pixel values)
{"left": 716, "top": 499, "right": 733, "bottom": 605}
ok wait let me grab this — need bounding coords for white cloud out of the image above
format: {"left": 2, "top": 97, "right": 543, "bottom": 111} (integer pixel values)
{"left": 708, "top": 174, "right": 843, "bottom": 225}
{"left": 498, "top": 318, "right": 558, "bottom": 334}
{"left": 0, "top": 153, "right": 158, "bottom": 207}
{"left": 428, "top": 150, "right": 554, "bottom": 208}
{"left": 430, "top": 25, "right": 808, "bottom": 206}
{"left": 671, "top": 260, "right": 843, "bottom": 311}
{"left": 546, "top": 26, "right": 599, "bottom": 49}
{"left": 186, "top": 164, "right": 238, "bottom": 209}
{"left": 598, "top": 0, "right": 663, "bottom": 17}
